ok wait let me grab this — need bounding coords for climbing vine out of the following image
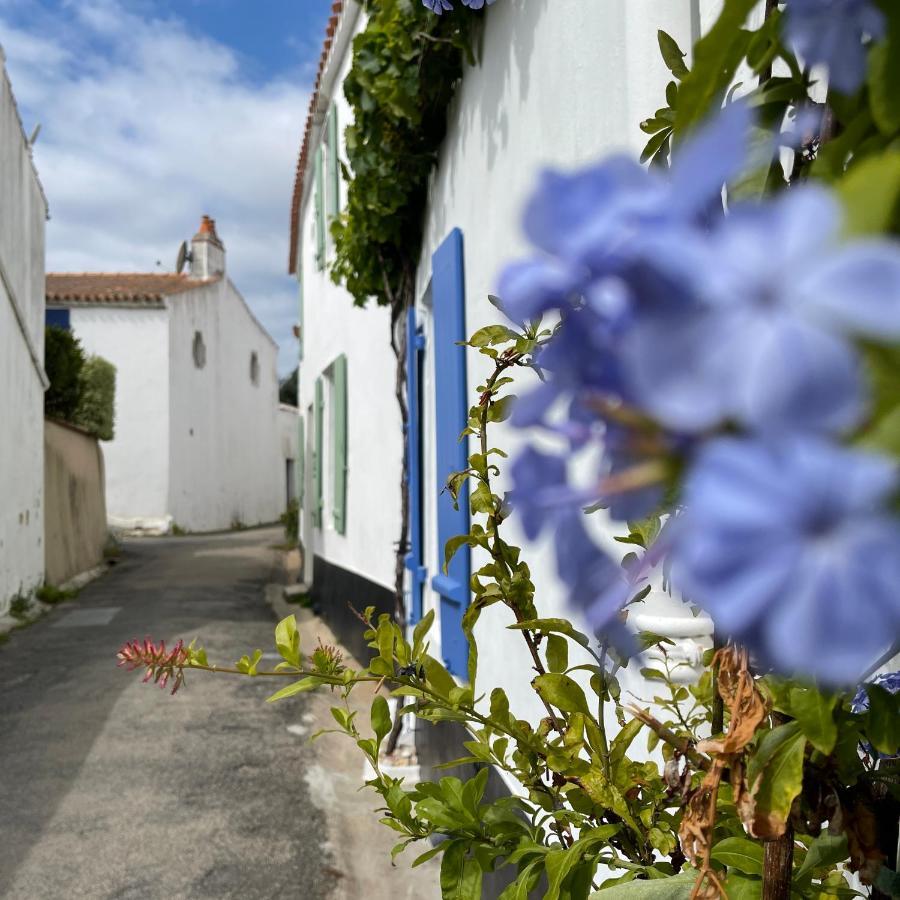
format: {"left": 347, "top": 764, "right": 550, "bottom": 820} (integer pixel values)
{"left": 330, "top": 0, "right": 487, "bottom": 620}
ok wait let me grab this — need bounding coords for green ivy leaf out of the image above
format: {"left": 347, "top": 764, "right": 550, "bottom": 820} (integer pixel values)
{"left": 709, "top": 836, "right": 764, "bottom": 876}
{"left": 508, "top": 618, "right": 590, "bottom": 649}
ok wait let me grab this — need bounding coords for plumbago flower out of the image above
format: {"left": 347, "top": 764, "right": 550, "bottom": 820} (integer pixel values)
{"left": 502, "top": 102, "right": 900, "bottom": 681}
{"left": 421, "top": 0, "right": 495, "bottom": 13}
{"left": 784, "top": 0, "right": 885, "bottom": 94}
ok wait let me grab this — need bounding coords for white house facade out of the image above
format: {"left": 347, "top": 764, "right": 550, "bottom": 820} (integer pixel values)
{"left": 290, "top": 2, "right": 744, "bottom": 853}
{"left": 46, "top": 217, "right": 289, "bottom": 535}
{"left": 0, "top": 48, "right": 48, "bottom": 616}
{"left": 290, "top": 2, "right": 403, "bottom": 660}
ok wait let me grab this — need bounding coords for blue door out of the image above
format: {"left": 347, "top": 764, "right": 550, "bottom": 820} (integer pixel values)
{"left": 430, "top": 228, "right": 470, "bottom": 677}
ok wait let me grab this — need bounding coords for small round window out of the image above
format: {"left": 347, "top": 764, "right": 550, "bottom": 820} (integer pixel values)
{"left": 192, "top": 331, "right": 206, "bottom": 369}
{"left": 250, "top": 351, "right": 260, "bottom": 386}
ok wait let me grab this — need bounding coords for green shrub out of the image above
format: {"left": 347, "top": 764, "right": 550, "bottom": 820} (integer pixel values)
{"left": 281, "top": 500, "right": 299, "bottom": 545}
{"left": 44, "top": 326, "right": 85, "bottom": 420}
{"left": 75, "top": 355, "right": 116, "bottom": 441}
{"left": 36, "top": 584, "right": 77, "bottom": 605}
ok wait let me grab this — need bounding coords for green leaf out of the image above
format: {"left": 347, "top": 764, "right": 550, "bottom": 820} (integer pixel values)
{"left": 274, "top": 614, "right": 301, "bottom": 668}
{"left": 508, "top": 618, "right": 590, "bottom": 649}
{"left": 796, "top": 833, "right": 849, "bottom": 879}
{"left": 371, "top": 695, "right": 391, "bottom": 748}
{"left": 868, "top": 9, "right": 900, "bottom": 134}
{"left": 837, "top": 150, "right": 900, "bottom": 237}
{"left": 412, "top": 608, "right": 435, "bottom": 656}
{"left": 412, "top": 843, "right": 445, "bottom": 868}
{"left": 266, "top": 676, "right": 319, "bottom": 702}
{"left": 444, "top": 534, "right": 472, "bottom": 574}
{"left": 749, "top": 722, "right": 806, "bottom": 831}
{"left": 546, "top": 634, "right": 569, "bottom": 673}
{"left": 440, "top": 840, "right": 482, "bottom": 900}
{"left": 657, "top": 30, "right": 689, "bottom": 79}
{"left": 788, "top": 686, "right": 838, "bottom": 754}
{"left": 468, "top": 324, "right": 518, "bottom": 347}
{"left": 723, "top": 873, "right": 762, "bottom": 900}
{"left": 709, "top": 837, "right": 764, "bottom": 876}
{"left": 673, "top": 0, "right": 756, "bottom": 136}
{"left": 533, "top": 673, "right": 591, "bottom": 716}
{"left": 865, "top": 683, "right": 900, "bottom": 755}
{"left": 588, "top": 871, "right": 695, "bottom": 898}
{"left": 422, "top": 654, "right": 458, "bottom": 699}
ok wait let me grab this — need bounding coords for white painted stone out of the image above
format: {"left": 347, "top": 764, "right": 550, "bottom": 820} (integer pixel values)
{"left": 0, "top": 50, "right": 48, "bottom": 616}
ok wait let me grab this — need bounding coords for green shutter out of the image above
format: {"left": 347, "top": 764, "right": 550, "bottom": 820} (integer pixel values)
{"left": 327, "top": 105, "right": 340, "bottom": 219}
{"left": 314, "top": 376, "right": 324, "bottom": 527}
{"left": 314, "top": 145, "right": 325, "bottom": 271}
{"left": 332, "top": 354, "right": 348, "bottom": 535}
{"left": 297, "top": 413, "right": 305, "bottom": 510}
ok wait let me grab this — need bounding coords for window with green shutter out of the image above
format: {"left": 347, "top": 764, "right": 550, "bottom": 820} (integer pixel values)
{"left": 332, "top": 354, "right": 348, "bottom": 534}
{"left": 314, "top": 145, "right": 326, "bottom": 271}
{"left": 297, "top": 413, "right": 305, "bottom": 511}
{"left": 327, "top": 105, "right": 340, "bottom": 219}
{"left": 314, "top": 376, "right": 324, "bottom": 527}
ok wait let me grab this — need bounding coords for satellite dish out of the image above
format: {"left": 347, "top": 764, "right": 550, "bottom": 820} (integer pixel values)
{"left": 175, "top": 240, "right": 193, "bottom": 273}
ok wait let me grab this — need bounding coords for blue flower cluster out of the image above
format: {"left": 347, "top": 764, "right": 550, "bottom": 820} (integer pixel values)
{"left": 503, "top": 104, "right": 900, "bottom": 684}
{"left": 785, "top": 0, "right": 885, "bottom": 93}
{"left": 421, "top": 0, "right": 495, "bottom": 14}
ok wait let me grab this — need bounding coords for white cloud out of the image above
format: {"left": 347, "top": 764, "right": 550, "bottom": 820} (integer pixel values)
{"left": 2, "top": 0, "right": 308, "bottom": 374}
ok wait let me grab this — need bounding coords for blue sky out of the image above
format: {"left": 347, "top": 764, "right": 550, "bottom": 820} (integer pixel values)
{"left": 0, "top": 0, "right": 335, "bottom": 374}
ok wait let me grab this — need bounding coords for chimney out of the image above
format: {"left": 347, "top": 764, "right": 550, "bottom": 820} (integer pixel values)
{"left": 190, "top": 215, "right": 225, "bottom": 279}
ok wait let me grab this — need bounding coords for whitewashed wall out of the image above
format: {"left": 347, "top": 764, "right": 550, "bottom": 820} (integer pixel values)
{"left": 415, "top": 0, "right": 712, "bottom": 736}
{"left": 295, "top": 6, "right": 404, "bottom": 595}
{"left": 278, "top": 404, "right": 300, "bottom": 508}
{"left": 0, "top": 51, "right": 47, "bottom": 614}
{"left": 70, "top": 307, "right": 171, "bottom": 530}
{"left": 167, "top": 279, "right": 282, "bottom": 532}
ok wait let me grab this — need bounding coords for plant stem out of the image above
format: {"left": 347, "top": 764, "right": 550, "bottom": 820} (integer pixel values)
{"left": 626, "top": 705, "right": 711, "bottom": 772}
{"left": 761, "top": 825, "right": 794, "bottom": 900}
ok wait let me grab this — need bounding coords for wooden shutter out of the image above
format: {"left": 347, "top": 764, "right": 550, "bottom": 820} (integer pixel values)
{"left": 430, "top": 228, "right": 470, "bottom": 678}
{"left": 314, "top": 376, "right": 324, "bottom": 527}
{"left": 333, "top": 354, "right": 348, "bottom": 535}
{"left": 314, "top": 146, "right": 326, "bottom": 270}
{"left": 327, "top": 105, "right": 340, "bottom": 219}
{"left": 297, "top": 413, "right": 305, "bottom": 510}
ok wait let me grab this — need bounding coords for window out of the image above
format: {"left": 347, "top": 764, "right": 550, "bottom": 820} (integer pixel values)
{"left": 250, "top": 351, "right": 260, "bottom": 386}
{"left": 192, "top": 331, "right": 206, "bottom": 369}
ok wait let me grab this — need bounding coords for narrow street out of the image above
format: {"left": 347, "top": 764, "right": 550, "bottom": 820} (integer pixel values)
{"left": 0, "top": 528, "right": 336, "bottom": 900}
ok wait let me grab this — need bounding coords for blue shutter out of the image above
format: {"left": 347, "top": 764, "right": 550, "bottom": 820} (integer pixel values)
{"left": 46, "top": 308, "right": 70, "bottom": 330}
{"left": 430, "top": 228, "right": 470, "bottom": 677}
{"left": 405, "top": 305, "right": 427, "bottom": 624}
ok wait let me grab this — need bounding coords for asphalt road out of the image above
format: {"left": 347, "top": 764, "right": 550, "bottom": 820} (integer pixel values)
{"left": 0, "top": 528, "right": 338, "bottom": 900}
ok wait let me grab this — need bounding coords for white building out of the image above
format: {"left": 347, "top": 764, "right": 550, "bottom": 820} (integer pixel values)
{"left": 290, "top": 1, "right": 731, "bottom": 833}
{"left": 47, "top": 217, "right": 295, "bottom": 534}
{"left": 0, "top": 48, "right": 48, "bottom": 616}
